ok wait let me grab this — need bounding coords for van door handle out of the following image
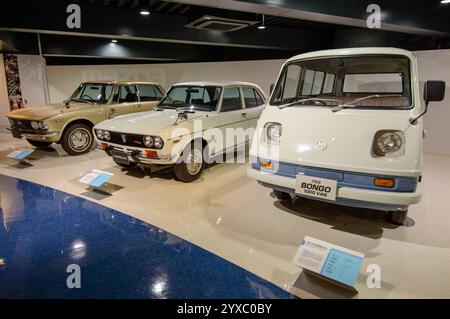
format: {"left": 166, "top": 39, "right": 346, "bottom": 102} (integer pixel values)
{"left": 241, "top": 113, "right": 247, "bottom": 117}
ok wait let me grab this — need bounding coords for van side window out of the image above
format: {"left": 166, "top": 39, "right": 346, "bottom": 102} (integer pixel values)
{"left": 302, "top": 70, "right": 325, "bottom": 96}
{"left": 139, "top": 85, "right": 162, "bottom": 101}
{"left": 221, "top": 87, "right": 242, "bottom": 112}
{"left": 323, "top": 73, "right": 336, "bottom": 94}
{"left": 114, "top": 85, "right": 138, "bottom": 103}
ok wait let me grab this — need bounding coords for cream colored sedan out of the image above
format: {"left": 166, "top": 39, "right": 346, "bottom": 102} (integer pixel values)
{"left": 93, "top": 81, "right": 267, "bottom": 182}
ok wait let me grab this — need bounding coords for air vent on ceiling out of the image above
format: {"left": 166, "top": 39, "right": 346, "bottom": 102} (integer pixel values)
{"left": 186, "top": 15, "right": 257, "bottom": 32}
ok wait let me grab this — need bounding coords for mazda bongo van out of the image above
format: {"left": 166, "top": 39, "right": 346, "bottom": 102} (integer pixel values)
{"left": 248, "top": 47, "right": 445, "bottom": 224}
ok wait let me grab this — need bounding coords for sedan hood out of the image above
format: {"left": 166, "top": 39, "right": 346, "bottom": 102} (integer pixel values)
{"left": 7, "top": 102, "right": 88, "bottom": 121}
{"left": 94, "top": 109, "right": 207, "bottom": 136}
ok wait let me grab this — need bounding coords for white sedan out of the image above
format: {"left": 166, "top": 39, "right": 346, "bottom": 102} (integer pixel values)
{"left": 93, "top": 81, "right": 267, "bottom": 182}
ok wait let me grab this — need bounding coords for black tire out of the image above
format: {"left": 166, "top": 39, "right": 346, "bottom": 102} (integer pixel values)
{"left": 388, "top": 210, "right": 408, "bottom": 225}
{"left": 113, "top": 160, "right": 137, "bottom": 169}
{"left": 174, "top": 142, "right": 205, "bottom": 183}
{"left": 26, "top": 139, "right": 53, "bottom": 148}
{"left": 273, "top": 189, "right": 291, "bottom": 201}
{"left": 61, "top": 123, "right": 94, "bottom": 156}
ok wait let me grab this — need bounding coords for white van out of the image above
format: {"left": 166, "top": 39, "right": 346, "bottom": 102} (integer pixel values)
{"left": 248, "top": 47, "right": 445, "bottom": 224}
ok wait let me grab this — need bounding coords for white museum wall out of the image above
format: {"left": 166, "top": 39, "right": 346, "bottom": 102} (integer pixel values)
{"left": 43, "top": 51, "right": 450, "bottom": 155}
{"left": 46, "top": 59, "right": 286, "bottom": 102}
{"left": 415, "top": 49, "right": 450, "bottom": 155}
{"left": 0, "top": 54, "right": 9, "bottom": 126}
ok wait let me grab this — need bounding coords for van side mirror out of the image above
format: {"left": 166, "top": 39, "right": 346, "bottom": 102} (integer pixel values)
{"left": 410, "top": 80, "right": 446, "bottom": 125}
{"left": 269, "top": 84, "right": 275, "bottom": 95}
{"left": 424, "top": 80, "right": 445, "bottom": 105}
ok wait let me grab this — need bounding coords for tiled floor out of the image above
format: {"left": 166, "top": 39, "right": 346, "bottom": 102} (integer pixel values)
{"left": 1, "top": 129, "right": 449, "bottom": 298}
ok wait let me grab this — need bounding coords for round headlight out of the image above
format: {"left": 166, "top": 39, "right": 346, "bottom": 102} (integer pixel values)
{"left": 143, "top": 135, "right": 154, "bottom": 148}
{"left": 154, "top": 136, "right": 164, "bottom": 149}
{"left": 31, "top": 121, "right": 40, "bottom": 130}
{"left": 265, "top": 123, "right": 282, "bottom": 144}
{"left": 103, "top": 131, "right": 111, "bottom": 141}
{"left": 375, "top": 132, "right": 403, "bottom": 155}
{"left": 39, "top": 121, "right": 49, "bottom": 130}
{"left": 96, "top": 130, "right": 104, "bottom": 140}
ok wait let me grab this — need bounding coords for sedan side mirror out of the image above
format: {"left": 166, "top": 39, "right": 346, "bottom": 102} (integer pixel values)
{"left": 410, "top": 80, "right": 446, "bottom": 125}
{"left": 269, "top": 83, "right": 275, "bottom": 95}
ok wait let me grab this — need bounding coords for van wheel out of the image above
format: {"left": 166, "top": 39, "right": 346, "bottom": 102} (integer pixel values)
{"left": 61, "top": 123, "right": 93, "bottom": 155}
{"left": 388, "top": 210, "right": 408, "bottom": 225}
{"left": 273, "top": 190, "right": 291, "bottom": 201}
{"left": 174, "top": 142, "right": 204, "bottom": 183}
{"left": 26, "top": 139, "right": 52, "bottom": 148}
{"left": 113, "top": 160, "right": 137, "bottom": 169}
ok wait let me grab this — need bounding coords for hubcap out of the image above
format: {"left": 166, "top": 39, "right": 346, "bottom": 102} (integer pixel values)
{"left": 69, "top": 128, "right": 91, "bottom": 151}
{"left": 186, "top": 148, "right": 203, "bottom": 175}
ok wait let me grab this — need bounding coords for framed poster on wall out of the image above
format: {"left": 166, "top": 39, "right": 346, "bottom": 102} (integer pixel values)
{"left": 3, "top": 54, "right": 24, "bottom": 110}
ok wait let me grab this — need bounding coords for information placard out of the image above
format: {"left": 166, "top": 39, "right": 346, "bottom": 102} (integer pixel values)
{"left": 293, "top": 236, "right": 364, "bottom": 288}
{"left": 7, "top": 149, "right": 33, "bottom": 160}
{"left": 79, "top": 169, "right": 114, "bottom": 188}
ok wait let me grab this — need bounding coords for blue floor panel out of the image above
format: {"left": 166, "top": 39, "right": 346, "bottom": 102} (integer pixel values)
{"left": 0, "top": 174, "right": 296, "bottom": 299}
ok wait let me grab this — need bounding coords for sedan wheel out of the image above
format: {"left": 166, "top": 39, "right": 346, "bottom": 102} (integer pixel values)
{"left": 61, "top": 124, "right": 94, "bottom": 155}
{"left": 174, "top": 142, "right": 205, "bottom": 182}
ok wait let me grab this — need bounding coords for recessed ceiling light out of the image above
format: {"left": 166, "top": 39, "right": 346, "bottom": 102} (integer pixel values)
{"left": 111, "top": 39, "right": 118, "bottom": 43}
{"left": 140, "top": 9, "right": 150, "bottom": 15}
{"left": 441, "top": 0, "right": 450, "bottom": 3}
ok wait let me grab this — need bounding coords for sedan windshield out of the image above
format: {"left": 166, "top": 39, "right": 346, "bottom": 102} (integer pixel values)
{"left": 271, "top": 56, "right": 412, "bottom": 109}
{"left": 70, "top": 83, "right": 114, "bottom": 104}
{"left": 158, "top": 86, "right": 222, "bottom": 112}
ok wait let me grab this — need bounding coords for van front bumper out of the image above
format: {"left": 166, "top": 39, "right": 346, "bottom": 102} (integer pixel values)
{"left": 247, "top": 167, "right": 421, "bottom": 211}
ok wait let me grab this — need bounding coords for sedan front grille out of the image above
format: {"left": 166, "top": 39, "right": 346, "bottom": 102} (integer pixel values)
{"left": 109, "top": 132, "right": 146, "bottom": 148}
{"left": 9, "top": 118, "right": 33, "bottom": 130}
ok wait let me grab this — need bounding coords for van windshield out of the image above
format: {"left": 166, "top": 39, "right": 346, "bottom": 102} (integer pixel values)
{"left": 270, "top": 56, "right": 412, "bottom": 109}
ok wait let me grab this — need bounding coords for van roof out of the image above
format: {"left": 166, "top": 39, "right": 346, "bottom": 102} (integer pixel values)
{"left": 285, "top": 47, "right": 416, "bottom": 64}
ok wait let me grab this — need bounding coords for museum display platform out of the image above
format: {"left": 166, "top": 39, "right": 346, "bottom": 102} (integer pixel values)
{"left": 1, "top": 129, "right": 450, "bottom": 299}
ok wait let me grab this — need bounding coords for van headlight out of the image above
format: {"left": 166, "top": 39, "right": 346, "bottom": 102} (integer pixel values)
{"left": 264, "top": 122, "right": 282, "bottom": 145}
{"left": 373, "top": 130, "right": 405, "bottom": 157}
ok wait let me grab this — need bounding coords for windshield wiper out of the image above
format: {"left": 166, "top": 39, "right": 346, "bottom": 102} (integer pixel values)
{"left": 331, "top": 94, "right": 403, "bottom": 112}
{"left": 278, "top": 98, "right": 340, "bottom": 109}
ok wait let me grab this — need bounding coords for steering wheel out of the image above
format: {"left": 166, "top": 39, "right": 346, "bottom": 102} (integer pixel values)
{"left": 81, "top": 94, "right": 95, "bottom": 101}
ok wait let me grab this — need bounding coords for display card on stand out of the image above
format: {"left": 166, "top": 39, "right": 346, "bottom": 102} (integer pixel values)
{"left": 293, "top": 236, "right": 364, "bottom": 292}
{"left": 79, "top": 169, "right": 114, "bottom": 190}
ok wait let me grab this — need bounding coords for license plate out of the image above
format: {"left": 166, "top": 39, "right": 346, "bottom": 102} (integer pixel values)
{"left": 111, "top": 150, "right": 129, "bottom": 165}
{"left": 11, "top": 128, "right": 22, "bottom": 138}
{"left": 295, "top": 175, "right": 337, "bottom": 201}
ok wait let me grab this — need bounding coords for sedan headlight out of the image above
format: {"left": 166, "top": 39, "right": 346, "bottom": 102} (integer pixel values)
{"left": 143, "top": 135, "right": 154, "bottom": 148}
{"left": 153, "top": 136, "right": 164, "bottom": 149}
{"left": 39, "top": 121, "right": 49, "bottom": 131}
{"left": 31, "top": 121, "right": 48, "bottom": 131}
{"left": 31, "top": 121, "right": 40, "bottom": 130}
{"left": 103, "top": 131, "right": 111, "bottom": 141}
{"left": 96, "top": 129, "right": 104, "bottom": 140}
{"left": 264, "top": 122, "right": 282, "bottom": 145}
{"left": 373, "top": 130, "right": 405, "bottom": 157}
